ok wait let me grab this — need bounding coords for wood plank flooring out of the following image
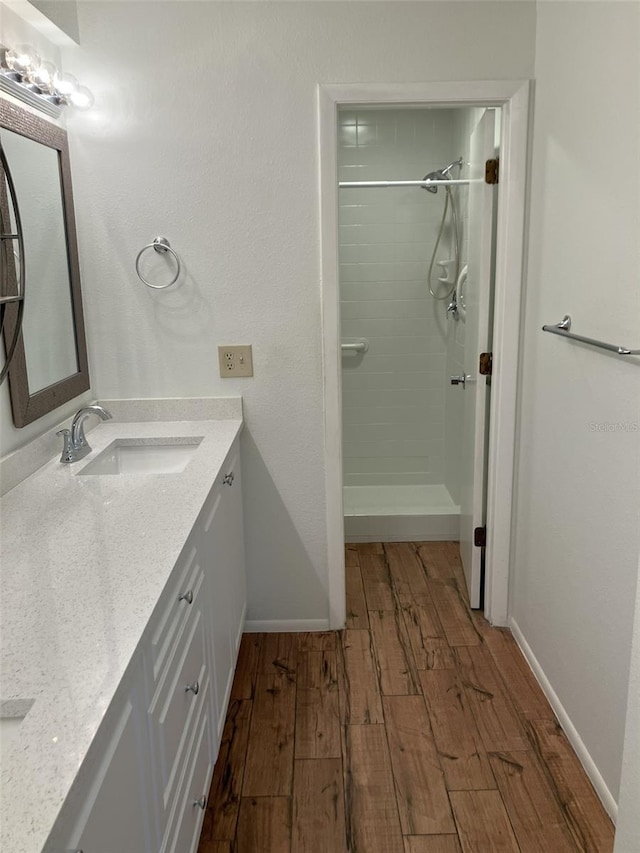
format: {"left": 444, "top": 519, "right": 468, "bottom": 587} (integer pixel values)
{"left": 197, "top": 541, "right": 615, "bottom": 852}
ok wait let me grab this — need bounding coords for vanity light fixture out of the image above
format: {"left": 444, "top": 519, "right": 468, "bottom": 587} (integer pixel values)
{"left": 0, "top": 43, "right": 93, "bottom": 117}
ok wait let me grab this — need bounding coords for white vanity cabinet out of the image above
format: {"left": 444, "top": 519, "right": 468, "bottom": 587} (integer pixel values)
{"left": 197, "top": 442, "right": 246, "bottom": 738}
{"left": 58, "top": 677, "right": 156, "bottom": 853}
{"left": 48, "top": 437, "right": 246, "bottom": 853}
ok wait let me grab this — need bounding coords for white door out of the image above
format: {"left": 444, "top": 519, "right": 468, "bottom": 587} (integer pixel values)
{"left": 459, "top": 110, "right": 496, "bottom": 608}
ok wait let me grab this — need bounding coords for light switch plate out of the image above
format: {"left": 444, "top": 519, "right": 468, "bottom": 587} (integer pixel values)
{"left": 218, "top": 345, "right": 253, "bottom": 378}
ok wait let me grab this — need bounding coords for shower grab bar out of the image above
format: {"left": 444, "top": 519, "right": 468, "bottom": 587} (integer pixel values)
{"left": 542, "top": 315, "right": 640, "bottom": 356}
{"left": 339, "top": 179, "right": 481, "bottom": 189}
{"left": 341, "top": 340, "right": 369, "bottom": 354}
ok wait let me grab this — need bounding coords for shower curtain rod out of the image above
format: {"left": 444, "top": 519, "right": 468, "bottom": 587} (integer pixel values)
{"left": 338, "top": 178, "right": 481, "bottom": 188}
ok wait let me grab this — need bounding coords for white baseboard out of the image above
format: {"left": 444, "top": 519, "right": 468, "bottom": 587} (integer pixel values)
{"left": 509, "top": 618, "right": 618, "bottom": 822}
{"left": 244, "top": 619, "right": 330, "bottom": 633}
{"left": 344, "top": 513, "right": 459, "bottom": 542}
{"left": 235, "top": 603, "right": 247, "bottom": 652}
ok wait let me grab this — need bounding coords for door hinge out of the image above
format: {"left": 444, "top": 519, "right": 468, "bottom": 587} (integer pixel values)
{"left": 479, "top": 352, "right": 493, "bottom": 376}
{"left": 474, "top": 526, "right": 487, "bottom": 548}
{"left": 485, "top": 158, "right": 499, "bottom": 185}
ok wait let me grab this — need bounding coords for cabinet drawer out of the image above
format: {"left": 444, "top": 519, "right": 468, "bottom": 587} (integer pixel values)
{"left": 148, "top": 545, "right": 204, "bottom": 686}
{"left": 165, "top": 700, "right": 214, "bottom": 853}
{"left": 148, "top": 607, "right": 209, "bottom": 821}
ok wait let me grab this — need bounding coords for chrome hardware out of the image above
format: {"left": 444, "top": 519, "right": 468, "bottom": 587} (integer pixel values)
{"left": 135, "top": 236, "right": 181, "bottom": 289}
{"left": 450, "top": 375, "right": 466, "bottom": 387}
{"left": 223, "top": 472, "right": 234, "bottom": 486}
{"left": 185, "top": 681, "right": 200, "bottom": 695}
{"left": 542, "top": 315, "right": 640, "bottom": 356}
{"left": 193, "top": 795, "right": 206, "bottom": 810}
{"left": 341, "top": 339, "right": 369, "bottom": 354}
{"left": 446, "top": 295, "right": 459, "bottom": 319}
{"left": 58, "top": 405, "right": 113, "bottom": 463}
{"left": 178, "top": 589, "right": 194, "bottom": 605}
{"left": 56, "top": 429, "right": 76, "bottom": 464}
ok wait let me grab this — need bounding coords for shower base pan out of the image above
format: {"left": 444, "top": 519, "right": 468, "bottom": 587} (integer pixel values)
{"left": 343, "top": 484, "right": 460, "bottom": 543}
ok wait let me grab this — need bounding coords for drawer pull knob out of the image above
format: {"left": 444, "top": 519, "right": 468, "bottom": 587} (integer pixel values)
{"left": 193, "top": 795, "right": 207, "bottom": 810}
{"left": 223, "top": 471, "right": 234, "bottom": 486}
{"left": 178, "top": 589, "right": 194, "bottom": 605}
{"left": 185, "top": 680, "right": 200, "bottom": 695}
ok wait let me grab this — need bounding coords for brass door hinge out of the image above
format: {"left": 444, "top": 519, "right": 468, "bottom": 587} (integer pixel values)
{"left": 485, "top": 158, "right": 499, "bottom": 185}
{"left": 474, "top": 526, "right": 487, "bottom": 548}
{"left": 479, "top": 352, "right": 493, "bottom": 376}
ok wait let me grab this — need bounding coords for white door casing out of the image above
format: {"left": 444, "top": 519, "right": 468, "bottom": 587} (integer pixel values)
{"left": 318, "top": 81, "right": 531, "bottom": 629}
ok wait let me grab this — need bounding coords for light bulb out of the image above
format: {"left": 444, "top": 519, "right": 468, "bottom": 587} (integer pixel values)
{"left": 5, "top": 44, "right": 41, "bottom": 77}
{"left": 53, "top": 70, "right": 78, "bottom": 100}
{"left": 69, "top": 85, "right": 94, "bottom": 111}
{"left": 28, "top": 60, "right": 58, "bottom": 93}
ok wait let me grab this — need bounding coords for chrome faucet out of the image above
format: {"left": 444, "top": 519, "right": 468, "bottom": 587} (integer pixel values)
{"left": 57, "top": 405, "right": 113, "bottom": 463}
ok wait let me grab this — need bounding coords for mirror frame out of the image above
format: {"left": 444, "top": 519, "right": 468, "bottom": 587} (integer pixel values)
{"left": 0, "top": 98, "right": 89, "bottom": 427}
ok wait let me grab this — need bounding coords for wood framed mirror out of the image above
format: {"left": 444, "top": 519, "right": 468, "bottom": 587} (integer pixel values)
{"left": 0, "top": 98, "right": 89, "bottom": 427}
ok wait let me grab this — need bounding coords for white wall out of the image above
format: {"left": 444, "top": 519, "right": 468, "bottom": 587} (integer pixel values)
{"left": 512, "top": 0, "right": 640, "bottom": 806}
{"left": 338, "top": 108, "right": 455, "bottom": 489}
{"left": 64, "top": 1, "right": 536, "bottom": 624}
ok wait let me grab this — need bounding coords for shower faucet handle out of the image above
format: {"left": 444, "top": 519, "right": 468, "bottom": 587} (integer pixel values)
{"left": 450, "top": 375, "right": 466, "bottom": 388}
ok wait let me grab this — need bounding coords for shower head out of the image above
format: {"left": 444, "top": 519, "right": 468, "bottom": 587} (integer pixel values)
{"left": 423, "top": 157, "right": 464, "bottom": 193}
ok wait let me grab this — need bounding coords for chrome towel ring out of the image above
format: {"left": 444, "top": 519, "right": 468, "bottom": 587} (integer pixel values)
{"left": 135, "top": 236, "right": 181, "bottom": 289}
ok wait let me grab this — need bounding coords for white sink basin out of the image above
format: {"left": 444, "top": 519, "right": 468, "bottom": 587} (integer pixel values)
{"left": 78, "top": 438, "right": 203, "bottom": 476}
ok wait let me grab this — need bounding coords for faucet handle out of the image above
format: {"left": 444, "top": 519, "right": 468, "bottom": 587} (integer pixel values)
{"left": 56, "top": 429, "right": 76, "bottom": 463}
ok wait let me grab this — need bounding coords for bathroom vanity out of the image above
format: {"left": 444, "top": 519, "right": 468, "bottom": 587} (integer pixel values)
{"left": 0, "top": 409, "right": 246, "bottom": 853}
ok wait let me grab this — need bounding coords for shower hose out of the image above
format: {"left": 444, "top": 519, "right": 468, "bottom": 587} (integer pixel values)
{"left": 427, "top": 187, "right": 460, "bottom": 301}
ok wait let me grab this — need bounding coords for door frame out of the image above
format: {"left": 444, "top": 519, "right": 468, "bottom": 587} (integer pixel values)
{"left": 318, "top": 80, "right": 531, "bottom": 629}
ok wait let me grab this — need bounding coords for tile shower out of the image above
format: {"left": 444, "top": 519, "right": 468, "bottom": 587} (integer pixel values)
{"left": 339, "top": 107, "right": 481, "bottom": 542}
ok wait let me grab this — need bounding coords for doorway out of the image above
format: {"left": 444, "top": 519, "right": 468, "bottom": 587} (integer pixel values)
{"left": 338, "top": 105, "right": 497, "bottom": 609}
{"left": 319, "top": 82, "right": 530, "bottom": 629}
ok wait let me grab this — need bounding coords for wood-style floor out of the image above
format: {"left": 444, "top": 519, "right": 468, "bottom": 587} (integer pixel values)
{"left": 197, "top": 541, "right": 615, "bottom": 852}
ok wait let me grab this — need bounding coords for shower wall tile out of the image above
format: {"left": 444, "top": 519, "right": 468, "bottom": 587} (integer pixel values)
{"left": 339, "top": 108, "right": 457, "bottom": 487}
{"left": 346, "top": 472, "right": 445, "bottom": 487}
{"left": 341, "top": 371, "right": 444, "bottom": 392}
{"left": 341, "top": 281, "right": 430, "bottom": 301}
{"left": 343, "top": 387, "right": 445, "bottom": 409}
{"left": 340, "top": 299, "right": 440, "bottom": 320}
{"left": 341, "top": 318, "right": 446, "bottom": 339}
{"left": 342, "top": 420, "right": 444, "bottom": 444}
{"left": 343, "top": 438, "right": 444, "bottom": 459}
{"left": 339, "top": 261, "right": 431, "bottom": 282}
{"left": 359, "top": 336, "right": 444, "bottom": 356}
{"left": 342, "top": 353, "right": 446, "bottom": 374}
{"left": 339, "top": 242, "right": 433, "bottom": 264}
{"left": 342, "top": 405, "right": 442, "bottom": 427}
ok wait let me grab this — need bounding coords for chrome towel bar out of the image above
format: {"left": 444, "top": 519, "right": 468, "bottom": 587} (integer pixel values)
{"left": 542, "top": 315, "right": 640, "bottom": 356}
{"left": 341, "top": 340, "right": 369, "bottom": 354}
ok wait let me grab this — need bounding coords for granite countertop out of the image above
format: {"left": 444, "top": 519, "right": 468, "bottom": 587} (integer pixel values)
{"left": 0, "top": 414, "right": 243, "bottom": 853}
